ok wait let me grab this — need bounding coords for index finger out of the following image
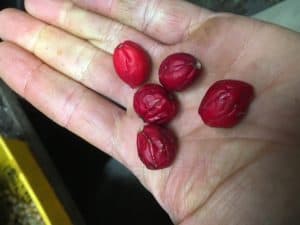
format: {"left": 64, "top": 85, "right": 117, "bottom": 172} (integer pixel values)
{"left": 71, "top": 0, "right": 213, "bottom": 44}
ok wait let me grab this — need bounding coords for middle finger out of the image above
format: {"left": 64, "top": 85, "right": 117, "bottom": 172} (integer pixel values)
{"left": 25, "top": 0, "right": 163, "bottom": 54}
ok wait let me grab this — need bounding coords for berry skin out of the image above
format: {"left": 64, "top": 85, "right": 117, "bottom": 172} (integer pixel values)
{"left": 159, "top": 53, "right": 202, "bottom": 91}
{"left": 199, "top": 80, "right": 254, "bottom": 128}
{"left": 137, "top": 124, "right": 177, "bottom": 170}
{"left": 113, "top": 40, "right": 151, "bottom": 88}
{"left": 133, "top": 84, "right": 178, "bottom": 124}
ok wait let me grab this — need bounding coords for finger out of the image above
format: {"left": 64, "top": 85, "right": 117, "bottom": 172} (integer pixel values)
{"left": 0, "top": 8, "right": 130, "bottom": 106}
{"left": 25, "top": 0, "right": 162, "bottom": 54}
{"left": 0, "top": 41, "right": 130, "bottom": 162}
{"left": 71, "top": 0, "right": 213, "bottom": 44}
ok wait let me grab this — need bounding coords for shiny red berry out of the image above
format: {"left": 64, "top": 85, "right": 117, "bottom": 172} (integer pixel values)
{"left": 199, "top": 80, "right": 254, "bottom": 128}
{"left": 113, "top": 40, "right": 151, "bottom": 88}
{"left": 133, "top": 84, "right": 178, "bottom": 124}
{"left": 137, "top": 124, "right": 177, "bottom": 170}
{"left": 159, "top": 53, "right": 202, "bottom": 91}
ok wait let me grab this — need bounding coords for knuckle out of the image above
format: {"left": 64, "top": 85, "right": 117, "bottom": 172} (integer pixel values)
{"left": 30, "top": 24, "right": 49, "bottom": 53}
{"left": 22, "top": 62, "right": 44, "bottom": 97}
{"left": 60, "top": 1, "right": 75, "bottom": 27}
{"left": 0, "top": 8, "right": 18, "bottom": 16}
{"left": 141, "top": 0, "right": 158, "bottom": 32}
{"left": 61, "top": 87, "right": 87, "bottom": 129}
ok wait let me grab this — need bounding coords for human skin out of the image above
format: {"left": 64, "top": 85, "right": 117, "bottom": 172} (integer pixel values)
{"left": 0, "top": 0, "right": 300, "bottom": 224}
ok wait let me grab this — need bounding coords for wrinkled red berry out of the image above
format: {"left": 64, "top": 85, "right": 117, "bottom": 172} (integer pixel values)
{"left": 159, "top": 53, "right": 202, "bottom": 91}
{"left": 133, "top": 84, "right": 178, "bottom": 124}
{"left": 137, "top": 124, "right": 177, "bottom": 170}
{"left": 113, "top": 40, "right": 151, "bottom": 88}
{"left": 199, "top": 80, "right": 254, "bottom": 128}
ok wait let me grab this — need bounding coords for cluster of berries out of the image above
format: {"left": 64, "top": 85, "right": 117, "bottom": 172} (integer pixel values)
{"left": 113, "top": 41, "right": 254, "bottom": 170}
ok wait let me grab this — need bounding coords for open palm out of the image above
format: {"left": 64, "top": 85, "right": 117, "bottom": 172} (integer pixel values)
{"left": 1, "top": 0, "right": 300, "bottom": 224}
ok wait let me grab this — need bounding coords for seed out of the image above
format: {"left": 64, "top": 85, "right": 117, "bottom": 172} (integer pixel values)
{"left": 159, "top": 53, "right": 202, "bottom": 91}
{"left": 137, "top": 124, "right": 177, "bottom": 170}
{"left": 198, "top": 79, "right": 254, "bottom": 128}
{"left": 113, "top": 40, "right": 151, "bottom": 88}
{"left": 133, "top": 84, "right": 178, "bottom": 124}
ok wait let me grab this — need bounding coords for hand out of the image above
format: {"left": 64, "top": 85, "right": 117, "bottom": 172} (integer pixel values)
{"left": 1, "top": 0, "right": 300, "bottom": 224}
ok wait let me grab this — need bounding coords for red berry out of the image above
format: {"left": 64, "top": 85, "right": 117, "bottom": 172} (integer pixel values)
{"left": 199, "top": 80, "right": 254, "bottom": 128}
{"left": 133, "top": 84, "right": 178, "bottom": 124}
{"left": 159, "top": 53, "right": 202, "bottom": 91}
{"left": 113, "top": 40, "right": 151, "bottom": 88}
{"left": 137, "top": 124, "right": 177, "bottom": 170}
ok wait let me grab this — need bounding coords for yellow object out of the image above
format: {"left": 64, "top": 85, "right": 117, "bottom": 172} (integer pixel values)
{"left": 0, "top": 136, "right": 73, "bottom": 225}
